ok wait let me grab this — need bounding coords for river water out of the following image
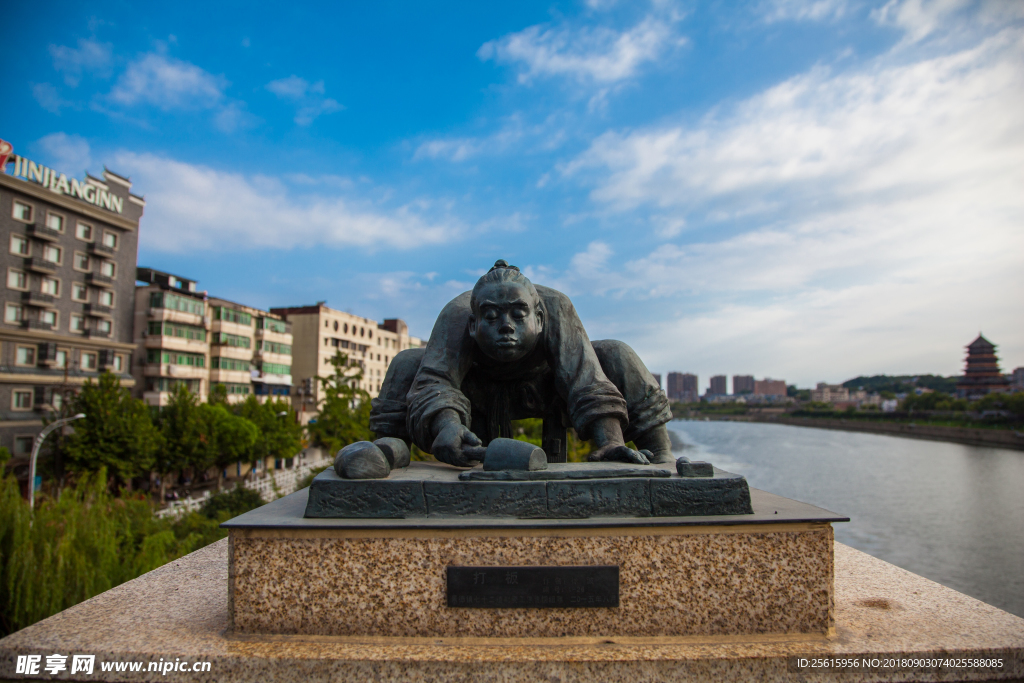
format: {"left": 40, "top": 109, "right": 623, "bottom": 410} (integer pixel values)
{"left": 668, "top": 419, "right": 1024, "bottom": 618}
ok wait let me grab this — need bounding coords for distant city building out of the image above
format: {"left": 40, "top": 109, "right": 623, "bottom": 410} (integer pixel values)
{"left": 811, "top": 383, "right": 849, "bottom": 403}
{"left": 709, "top": 375, "right": 727, "bottom": 396}
{"left": 753, "top": 378, "right": 787, "bottom": 397}
{"left": 2, "top": 144, "right": 142, "bottom": 461}
{"left": 133, "top": 269, "right": 294, "bottom": 406}
{"left": 1012, "top": 367, "right": 1024, "bottom": 392}
{"left": 270, "top": 304, "right": 424, "bottom": 419}
{"left": 733, "top": 375, "right": 754, "bottom": 394}
{"left": 955, "top": 334, "right": 1010, "bottom": 400}
{"left": 651, "top": 373, "right": 661, "bottom": 389}
{"left": 667, "top": 372, "right": 698, "bottom": 403}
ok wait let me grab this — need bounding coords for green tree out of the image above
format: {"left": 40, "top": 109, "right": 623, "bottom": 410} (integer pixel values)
{"left": 63, "top": 372, "right": 161, "bottom": 490}
{"left": 196, "top": 403, "right": 260, "bottom": 490}
{"left": 235, "top": 396, "right": 303, "bottom": 466}
{"left": 156, "top": 385, "right": 205, "bottom": 500}
{"left": 307, "top": 351, "right": 372, "bottom": 454}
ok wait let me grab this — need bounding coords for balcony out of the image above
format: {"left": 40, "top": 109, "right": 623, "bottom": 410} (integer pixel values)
{"left": 148, "top": 307, "right": 205, "bottom": 326}
{"left": 23, "top": 257, "right": 57, "bottom": 274}
{"left": 21, "top": 291, "right": 56, "bottom": 308}
{"left": 26, "top": 224, "right": 63, "bottom": 242}
{"left": 85, "top": 327, "right": 112, "bottom": 339}
{"left": 143, "top": 363, "right": 207, "bottom": 380}
{"left": 88, "top": 242, "right": 115, "bottom": 256}
{"left": 21, "top": 319, "right": 53, "bottom": 331}
{"left": 84, "top": 303, "right": 113, "bottom": 318}
{"left": 143, "top": 334, "right": 208, "bottom": 352}
{"left": 86, "top": 273, "right": 115, "bottom": 288}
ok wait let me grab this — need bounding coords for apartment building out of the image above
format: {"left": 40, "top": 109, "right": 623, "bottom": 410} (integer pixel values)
{"left": 133, "top": 269, "right": 293, "bottom": 406}
{"left": 2, "top": 143, "right": 142, "bottom": 460}
{"left": 209, "top": 296, "right": 293, "bottom": 401}
{"left": 270, "top": 303, "right": 423, "bottom": 414}
{"left": 133, "top": 269, "right": 209, "bottom": 406}
{"left": 709, "top": 375, "right": 727, "bottom": 396}
{"left": 666, "top": 372, "right": 698, "bottom": 403}
{"left": 754, "top": 378, "right": 787, "bottom": 397}
{"left": 733, "top": 375, "right": 755, "bottom": 394}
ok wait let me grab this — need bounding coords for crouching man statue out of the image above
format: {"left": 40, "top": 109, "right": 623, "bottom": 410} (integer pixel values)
{"left": 369, "top": 260, "right": 674, "bottom": 467}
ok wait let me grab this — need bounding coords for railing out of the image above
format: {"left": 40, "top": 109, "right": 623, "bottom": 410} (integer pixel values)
{"left": 21, "top": 291, "right": 56, "bottom": 307}
{"left": 154, "top": 448, "right": 331, "bottom": 518}
{"left": 21, "top": 319, "right": 53, "bottom": 331}
{"left": 84, "top": 303, "right": 113, "bottom": 317}
{"left": 23, "top": 257, "right": 57, "bottom": 273}
{"left": 86, "top": 273, "right": 115, "bottom": 288}
{"left": 88, "top": 241, "right": 115, "bottom": 256}
{"left": 26, "top": 224, "right": 62, "bottom": 241}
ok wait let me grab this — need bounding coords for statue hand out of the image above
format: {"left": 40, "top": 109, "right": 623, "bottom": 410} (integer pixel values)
{"left": 588, "top": 444, "right": 651, "bottom": 465}
{"left": 431, "top": 422, "right": 486, "bottom": 467}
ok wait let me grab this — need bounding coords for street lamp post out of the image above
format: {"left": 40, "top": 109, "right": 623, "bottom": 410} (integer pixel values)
{"left": 28, "top": 413, "right": 86, "bottom": 509}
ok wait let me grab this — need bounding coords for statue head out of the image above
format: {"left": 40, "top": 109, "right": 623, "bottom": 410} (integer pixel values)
{"left": 469, "top": 260, "right": 544, "bottom": 363}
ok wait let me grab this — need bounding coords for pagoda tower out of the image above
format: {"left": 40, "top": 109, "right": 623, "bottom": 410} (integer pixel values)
{"left": 955, "top": 334, "right": 1010, "bottom": 399}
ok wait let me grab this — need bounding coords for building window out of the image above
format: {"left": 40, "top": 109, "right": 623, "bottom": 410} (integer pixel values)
{"left": 145, "top": 349, "right": 205, "bottom": 367}
{"left": 147, "top": 321, "right": 206, "bottom": 341}
{"left": 73, "top": 252, "right": 91, "bottom": 272}
{"left": 211, "top": 356, "right": 251, "bottom": 371}
{"left": 212, "top": 307, "right": 252, "bottom": 325}
{"left": 7, "top": 269, "right": 27, "bottom": 291}
{"left": 99, "top": 290, "right": 114, "bottom": 306}
{"left": 96, "top": 319, "right": 112, "bottom": 335}
{"left": 76, "top": 222, "right": 94, "bottom": 241}
{"left": 5, "top": 303, "right": 23, "bottom": 324}
{"left": 43, "top": 245, "right": 62, "bottom": 265}
{"left": 99, "top": 261, "right": 115, "bottom": 278}
{"left": 102, "top": 231, "right": 118, "bottom": 249}
{"left": 344, "top": 323, "right": 348, "bottom": 333}
{"left": 148, "top": 292, "right": 204, "bottom": 315}
{"left": 13, "top": 390, "right": 33, "bottom": 410}
{"left": 41, "top": 277, "right": 60, "bottom": 296}
{"left": 45, "top": 213, "right": 65, "bottom": 232}
{"left": 55, "top": 349, "right": 68, "bottom": 368}
{"left": 70, "top": 314, "right": 85, "bottom": 333}
{"left": 14, "top": 436, "right": 34, "bottom": 455}
{"left": 334, "top": 320, "right": 339, "bottom": 331}
{"left": 15, "top": 346, "right": 36, "bottom": 366}
{"left": 113, "top": 355, "right": 123, "bottom": 372}
{"left": 10, "top": 235, "right": 30, "bottom": 256}
{"left": 40, "top": 310, "right": 57, "bottom": 328}
{"left": 81, "top": 352, "right": 97, "bottom": 370}
{"left": 212, "top": 332, "right": 251, "bottom": 348}
{"left": 71, "top": 283, "right": 88, "bottom": 302}
{"left": 12, "top": 201, "right": 33, "bottom": 223}
{"left": 51, "top": 392, "right": 63, "bottom": 412}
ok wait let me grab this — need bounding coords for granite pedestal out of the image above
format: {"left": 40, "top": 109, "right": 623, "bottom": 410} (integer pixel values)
{"left": 223, "top": 470, "right": 845, "bottom": 639}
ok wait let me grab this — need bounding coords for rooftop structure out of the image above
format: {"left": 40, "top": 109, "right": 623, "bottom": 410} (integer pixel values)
{"left": 956, "top": 334, "right": 1010, "bottom": 400}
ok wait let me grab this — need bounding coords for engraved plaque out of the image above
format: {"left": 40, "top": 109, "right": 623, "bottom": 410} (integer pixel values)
{"left": 446, "top": 566, "right": 619, "bottom": 608}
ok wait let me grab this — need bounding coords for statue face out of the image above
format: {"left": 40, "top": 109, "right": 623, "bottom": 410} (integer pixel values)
{"left": 470, "top": 282, "right": 542, "bottom": 363}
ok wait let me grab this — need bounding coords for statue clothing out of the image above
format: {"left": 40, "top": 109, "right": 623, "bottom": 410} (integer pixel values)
{"left": 369, "top": 286, "right": 672, "bottom": 454}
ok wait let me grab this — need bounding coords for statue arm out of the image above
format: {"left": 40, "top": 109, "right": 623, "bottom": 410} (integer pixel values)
{"left": 405, "top": 293, "right": 478, "bottom": 455}
{"left": 538, "top": 287, "right": 629, "bottom": 440}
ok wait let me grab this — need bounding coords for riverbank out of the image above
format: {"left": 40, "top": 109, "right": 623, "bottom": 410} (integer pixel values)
{"left": 715, "top": 414, "right": 1024, "bottom": 451}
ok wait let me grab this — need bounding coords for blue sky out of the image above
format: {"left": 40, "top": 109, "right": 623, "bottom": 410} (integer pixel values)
{"left": 3, "top": 0, "right": 1022, "bottom": 389}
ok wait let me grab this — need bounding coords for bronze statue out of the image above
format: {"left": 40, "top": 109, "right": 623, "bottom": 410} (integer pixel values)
{"left": 370, "top": 260, "right": 673, "bottom": 467}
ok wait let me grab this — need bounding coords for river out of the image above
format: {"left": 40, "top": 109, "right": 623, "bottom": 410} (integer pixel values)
{"left": 668, "top": 419, "right": 1024, "bottom": 618}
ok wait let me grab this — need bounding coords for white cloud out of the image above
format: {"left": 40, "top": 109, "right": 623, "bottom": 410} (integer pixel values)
{"left": 32, "top": 83, "right": 69, "bottom": 114}
{"left": 113, "top": 152, "right": 458, "bottom": 253}
{"left": 555, "top": 17, "right": 1024, "bottom": 384}
{"left": 478, "top": 15, "right": 682, "bottom": 84}
{"left": 49, "top": 38, "right": 113, "bottom": 86}
{"left": 109, "top": 53, "right": 227, "bottom": 109}
{"left": 758, "top": 0, "right": 852, "bottom": 23}
{"left": 265, "top": 75, "right": 343, "bottom": 126}
{"left": 36, "top": 132, "right": 93, "bottom": 175}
